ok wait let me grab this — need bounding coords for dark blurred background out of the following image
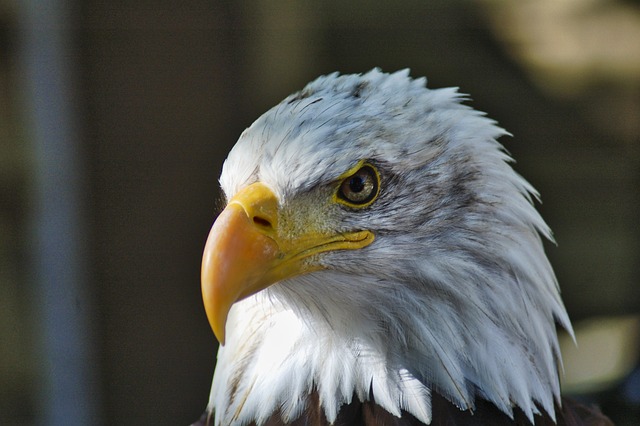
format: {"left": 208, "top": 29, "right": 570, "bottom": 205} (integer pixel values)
{"left": 1, "top": 1, "right": 639, "bottom": 425}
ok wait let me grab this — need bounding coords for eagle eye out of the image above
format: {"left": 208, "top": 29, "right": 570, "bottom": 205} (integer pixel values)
{"left": 336, "top": 164, "right": 380, "bottom": 207}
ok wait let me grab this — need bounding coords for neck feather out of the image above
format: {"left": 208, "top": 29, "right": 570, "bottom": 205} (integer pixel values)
{"left": 207, "top": 261, "right": 570, "bottom": 426}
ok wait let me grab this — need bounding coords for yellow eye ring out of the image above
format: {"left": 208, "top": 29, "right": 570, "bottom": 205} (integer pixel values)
{"left": 333, "top": 161, "right": 381, "bottom": 208}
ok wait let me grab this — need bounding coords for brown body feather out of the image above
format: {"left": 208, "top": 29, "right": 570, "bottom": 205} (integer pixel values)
{"left": 192, "top": 391, "right": 612, "bottom": 426}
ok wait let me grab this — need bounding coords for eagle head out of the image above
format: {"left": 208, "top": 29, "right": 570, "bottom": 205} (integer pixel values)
{"left": 199, "top": 69, "right": 574, "bottom": 425}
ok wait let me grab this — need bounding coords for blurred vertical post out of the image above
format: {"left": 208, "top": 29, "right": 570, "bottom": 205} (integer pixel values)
{"left": 18, "top": 1, "right": 101, "bottom": 425}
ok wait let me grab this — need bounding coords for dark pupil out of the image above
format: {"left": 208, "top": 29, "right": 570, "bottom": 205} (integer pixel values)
{"left": 349, "top": 176, "right": 365, "bottom": 193}
{"left": 338, "top": 165, "right": 378, "bottom": 206}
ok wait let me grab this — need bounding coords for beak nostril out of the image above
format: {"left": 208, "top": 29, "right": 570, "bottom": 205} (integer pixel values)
{"left": 253, "top": 216, "right": 272, "bottom": 229}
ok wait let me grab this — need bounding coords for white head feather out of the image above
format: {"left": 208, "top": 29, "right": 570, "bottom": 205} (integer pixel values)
{"left": 207, "top": 69, "right": 573, "bottom": 425}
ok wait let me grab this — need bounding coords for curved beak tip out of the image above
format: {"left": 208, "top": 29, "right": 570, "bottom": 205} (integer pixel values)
{"left": 212, "top": 320, "right": 226, "bottom": 346}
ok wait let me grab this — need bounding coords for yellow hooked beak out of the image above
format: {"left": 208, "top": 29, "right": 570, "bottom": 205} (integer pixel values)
{"left": 201, "top": 182, "right": 374, "bottom": 344}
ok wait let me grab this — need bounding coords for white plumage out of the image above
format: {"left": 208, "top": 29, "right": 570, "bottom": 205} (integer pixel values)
{"left": 204, "top": 69, "right": 574, "bottom": 425}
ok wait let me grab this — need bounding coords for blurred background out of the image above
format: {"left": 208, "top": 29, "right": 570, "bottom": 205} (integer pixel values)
{"left": 1, "top": 0, "right": 639, "bottom": 425}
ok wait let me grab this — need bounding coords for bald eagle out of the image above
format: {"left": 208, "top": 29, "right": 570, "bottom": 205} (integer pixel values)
{"left": 194, "top": 70, "right": 611, "bottom": 425}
